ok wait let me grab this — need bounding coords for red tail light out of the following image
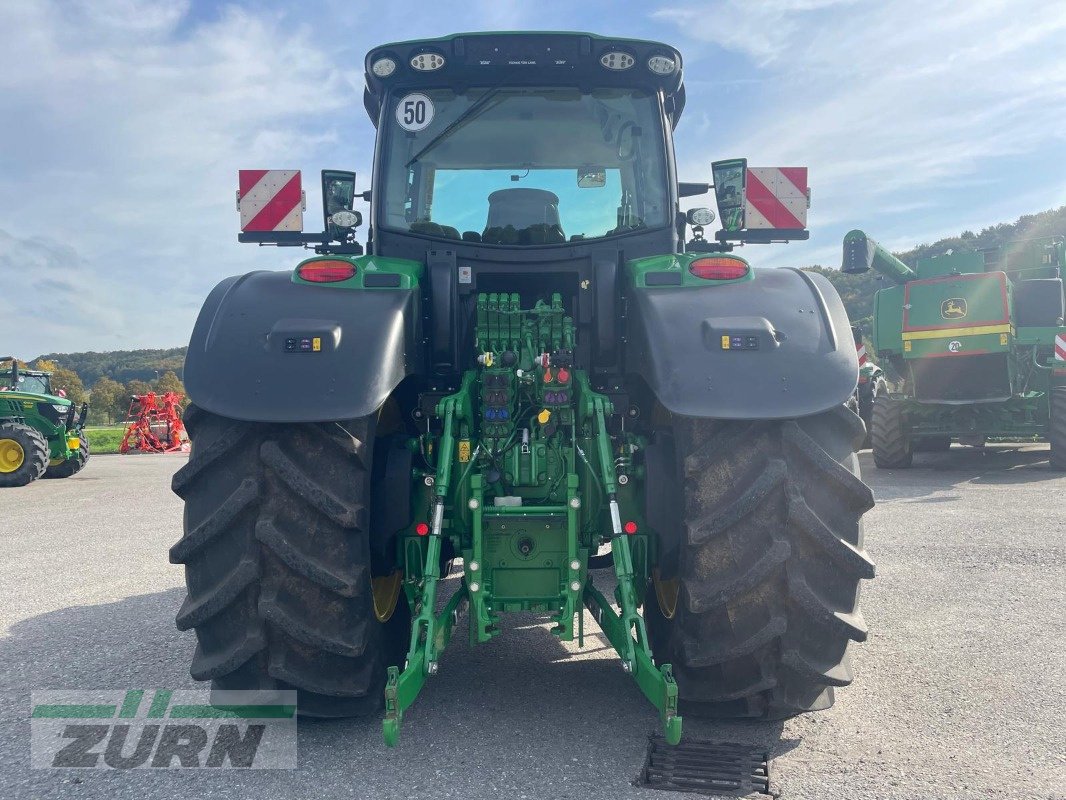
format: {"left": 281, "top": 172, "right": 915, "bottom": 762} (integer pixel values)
{"left": 297, "top": 259, "right": 357, "bottom": 283}
{"left": 688, "top": 257, "right": 749, "bottom": 281}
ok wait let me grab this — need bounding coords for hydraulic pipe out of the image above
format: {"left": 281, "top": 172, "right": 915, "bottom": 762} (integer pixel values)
{"left": 841, "top": 229, "right": 917, "bottom": 285}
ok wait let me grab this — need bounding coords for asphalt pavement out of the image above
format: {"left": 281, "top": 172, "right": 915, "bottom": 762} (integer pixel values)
{"left": 1, "top": 445, "right": 1063, "bottom": 799}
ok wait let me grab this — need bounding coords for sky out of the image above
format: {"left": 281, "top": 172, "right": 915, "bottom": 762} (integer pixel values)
{"left": 1, "top": 0, "right": 1065, "bottom": 357}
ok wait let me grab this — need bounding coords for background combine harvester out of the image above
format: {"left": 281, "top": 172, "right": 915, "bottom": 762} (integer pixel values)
{"left": 120, "top": 392, "right": 189, "bottom": 454}
{"left": 169, "top": 32, "right": 874, "bottom": 758}
{"left": 843, "top": 231, "right": 1066, "bottom": 468}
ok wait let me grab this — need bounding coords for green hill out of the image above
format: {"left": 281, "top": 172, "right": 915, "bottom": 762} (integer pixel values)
{"left": 31, "top": 347, "right": 187, "bottom": 386}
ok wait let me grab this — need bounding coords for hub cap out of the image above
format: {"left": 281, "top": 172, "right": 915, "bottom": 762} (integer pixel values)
{"left": 653, "top": 569, "right": 679, "bottom": 620}
{"left": 371, "top": 571, "right": 403, "bottom": 622}
{"left": 0, "top": 439, "right": 26, "bottom": 473}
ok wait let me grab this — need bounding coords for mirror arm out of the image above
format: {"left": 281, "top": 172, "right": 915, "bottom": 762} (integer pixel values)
{"left": 678, "top": 182, "right": 710, "bottom": 198}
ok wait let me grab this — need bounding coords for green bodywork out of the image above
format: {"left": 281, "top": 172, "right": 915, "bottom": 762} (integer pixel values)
{"left": 382, "top": 292, "right": 680, "bottom": 746}
{"left": 843, "top": 230, "right": 1066, "bottom": 439}
{"left": 0, "top": 362, "right": 85, "bottom": 464}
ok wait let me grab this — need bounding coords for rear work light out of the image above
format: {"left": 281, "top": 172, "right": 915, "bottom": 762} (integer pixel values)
{"left": 410, "top": 52, "right": 445, "bottom": 71}
{"left": 600, "top": 51, "right": 635, "bottom": 70}
{"left": 688, "top": 257, "right": 749, "bottom": 281}
{"left": 297, "top": 259, "right": 357, "bottom": 283}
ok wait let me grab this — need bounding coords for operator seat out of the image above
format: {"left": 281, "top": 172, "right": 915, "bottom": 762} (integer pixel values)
{"left": 483, "top": 188, "right": 565, "bottom": 245}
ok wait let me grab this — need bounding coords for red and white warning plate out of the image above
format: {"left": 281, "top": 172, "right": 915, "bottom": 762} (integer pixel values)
{"left": 744, "top": 167, "right": 808, "bottom": 230}
{"left": 238, "top": 170, "right": 304, "bottom": 232}
{"left": 1055, "top": 333, "right": 1066, "bottom": 363}
{"left": 856, "top": 341, "right": 868, "bottom": 366}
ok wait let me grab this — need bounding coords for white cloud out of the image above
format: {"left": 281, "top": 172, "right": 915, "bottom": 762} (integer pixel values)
{"left": 0, "top": 0, "right": 366, "bottom": 356}
{"left": 661, "top": 0, "right": 1066, "bottom": 266}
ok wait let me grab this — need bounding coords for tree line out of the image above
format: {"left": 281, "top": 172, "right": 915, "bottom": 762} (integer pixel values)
{"left": 26, "top": 360, "right": 189, "bottom": 426}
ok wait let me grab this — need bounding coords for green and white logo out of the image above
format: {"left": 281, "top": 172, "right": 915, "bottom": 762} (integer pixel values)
{"left": 30, "top": 690, "right": 296, "bottom": 769}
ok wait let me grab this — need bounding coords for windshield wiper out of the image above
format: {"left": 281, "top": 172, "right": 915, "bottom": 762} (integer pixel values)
{"left": 405, "top": 87, "right": 505, "bottom": 168}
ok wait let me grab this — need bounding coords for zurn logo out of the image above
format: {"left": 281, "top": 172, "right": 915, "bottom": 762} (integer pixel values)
{"left": 31, "top": 690, "right": 296, "bottom": 769}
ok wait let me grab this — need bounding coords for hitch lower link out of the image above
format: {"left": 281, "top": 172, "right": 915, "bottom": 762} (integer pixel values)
{"left": 382, "top": 394, "right": 682, "bottom": 746}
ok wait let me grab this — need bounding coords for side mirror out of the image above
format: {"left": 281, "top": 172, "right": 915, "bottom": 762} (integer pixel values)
{"left": 321, "top": 170, "right": 360, "bottom": 241}
{"left": 711, "top": 158, "right": 746, "bottom": 231}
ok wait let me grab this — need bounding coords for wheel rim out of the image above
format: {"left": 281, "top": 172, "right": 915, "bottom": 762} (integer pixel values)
{"left": 372, "top": 571, "right": 403, "bottom": 622}
{"left": 653, "top": 569, "right": 679, "bottom": 620}
{"left": 0, "top": 438, "right": 26, "bottom": 473}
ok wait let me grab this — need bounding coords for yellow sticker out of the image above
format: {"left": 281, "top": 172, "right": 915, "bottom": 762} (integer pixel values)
{"left": 904, "top": 340, "right": 912, "bottom": 352}
{"left": 458, "top": 440, "right": 471, "bottom": 463}
{"left": 1000, "top": 333, "right": 1009, "bottom": 345}
{"left": 312, "top": 337, "right": 321, "bottom": 352}
{"left": 721, "top": 335, "right": 731, "bottom": 350}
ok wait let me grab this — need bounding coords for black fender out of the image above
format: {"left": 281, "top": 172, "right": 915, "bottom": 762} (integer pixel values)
{"left": 184, "top": 271, "right": 422, "bottom": 423}
{"left": 626, "top": 268, "right": 857, "bottom": 419}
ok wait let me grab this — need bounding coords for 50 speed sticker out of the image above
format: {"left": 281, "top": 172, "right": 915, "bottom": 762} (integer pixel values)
{"left": 396, "top": 93, "right": 434, "bottom": 132}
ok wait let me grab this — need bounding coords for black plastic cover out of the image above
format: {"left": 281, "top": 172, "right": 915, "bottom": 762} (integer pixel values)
{"left": 184, "top": 271, "right": 421, "bottom": 423}
{"left": 626, "top": 268, "right": 857, "bottom": 419}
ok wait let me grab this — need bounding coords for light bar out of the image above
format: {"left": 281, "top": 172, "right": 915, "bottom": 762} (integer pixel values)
{"left": 410, "top": 52, "right": 445, "bottom": 71}
{"left": 599, "top": 51, "right": 635, "bottom": 71}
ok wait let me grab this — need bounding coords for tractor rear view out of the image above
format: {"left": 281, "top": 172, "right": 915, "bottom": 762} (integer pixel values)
{"left": 171, "top": 32, "right": 875, "bottom": 746}
{"left": 843, "top": 231, "right": 1066, "bottom": 468}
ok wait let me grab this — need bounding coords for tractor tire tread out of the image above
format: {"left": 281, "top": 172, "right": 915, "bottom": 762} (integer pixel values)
{"left": 0, "top": 422, "right": 50, "bottom": 487}
{"left": 1050, "top": 387, "right": 1066, "bottom": 471}
{"left": 171, "top": 405, "right": 404, "bottom": 719}
{"left": 871, "top": 397, "right": 913, "bottom": 469}
{"left": 646, "top": 405, "right": 874, "bottom": 719}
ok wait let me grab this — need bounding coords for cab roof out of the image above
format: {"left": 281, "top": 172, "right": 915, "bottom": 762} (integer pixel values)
{"left": 363, "top": 32, "right": 686, "bottom": 129}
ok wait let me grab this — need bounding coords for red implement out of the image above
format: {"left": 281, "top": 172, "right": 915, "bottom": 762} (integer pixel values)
{"left": 120, "top": 392, "right": 190, "bottom": 454}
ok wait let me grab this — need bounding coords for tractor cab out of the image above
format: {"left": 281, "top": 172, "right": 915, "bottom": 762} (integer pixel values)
{"left": 0, "top": 360, "right": 53, "bottom": 396}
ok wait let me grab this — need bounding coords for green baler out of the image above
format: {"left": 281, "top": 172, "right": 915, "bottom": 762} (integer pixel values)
{"left": 842, "top": 231, "right": 1066, "bottom": 468}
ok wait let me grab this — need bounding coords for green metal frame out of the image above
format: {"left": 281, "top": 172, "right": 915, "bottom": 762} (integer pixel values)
{"left": 379, "top": 294, "right": 681, "bottom": 746}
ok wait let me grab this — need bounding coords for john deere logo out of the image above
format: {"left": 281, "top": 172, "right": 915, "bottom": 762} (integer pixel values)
{"left": 941, "top": 298, "right": 967, "bottom": 319}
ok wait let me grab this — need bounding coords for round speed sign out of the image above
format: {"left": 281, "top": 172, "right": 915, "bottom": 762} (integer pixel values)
{"left": 395, "top": 93, "right": 435, "bottom": 132}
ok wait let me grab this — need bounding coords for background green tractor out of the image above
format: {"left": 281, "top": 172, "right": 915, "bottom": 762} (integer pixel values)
{"left": 849, "top": 325, "right": 890, "bottom": 448}
{"left": 171, "top": 32, "right": 875, "bottom": 746}
{"left": 0, "top": 357, "right": 90, "bottom": 487}
{"left": 842, "top": 231, "right": 1066, "bottom": 469}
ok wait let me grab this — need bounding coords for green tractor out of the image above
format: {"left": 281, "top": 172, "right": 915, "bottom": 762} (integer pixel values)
{"left": 849, "top": 325, "right": 890, "bottom": 448}
{"left": 842, "top": 230, "right": 1066, "bottom": 469}
{"left": 0, "top": 357, "right": 90, "bottom": 487}
{"left": 171, "top": 32, "right": 875, "bottom": 746}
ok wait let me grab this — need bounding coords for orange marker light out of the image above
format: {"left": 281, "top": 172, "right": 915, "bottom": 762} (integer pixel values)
{"left": 543, "top": 368, "right": 554, "bottom": 383}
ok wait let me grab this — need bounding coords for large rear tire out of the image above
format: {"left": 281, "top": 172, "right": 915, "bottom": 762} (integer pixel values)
{"left": 871, "top": 396, "right": 913, "bottom": 469}
{"left": 1050, "top": 387, "right": 1066, "bottom": 471}
{"left": 0, "top": 422, "right": 49, "bottom": 487}
{"left": 45, "top": 437, "right": 89, "bottom": 478}
{"left": 170, "top": 405, "right": 410, "bottom": 717}
{"left": 645, "top": 406, "right": 875, "bottom": 719}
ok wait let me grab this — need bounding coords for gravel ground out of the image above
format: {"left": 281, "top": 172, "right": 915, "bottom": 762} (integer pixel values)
{"left": 1, "top": 445, "right": 1063, "bottom": 799}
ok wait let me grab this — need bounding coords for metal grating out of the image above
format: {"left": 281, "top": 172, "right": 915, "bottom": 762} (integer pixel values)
{"left": 638, "top": 735, "right": 773, "bottom": 797}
